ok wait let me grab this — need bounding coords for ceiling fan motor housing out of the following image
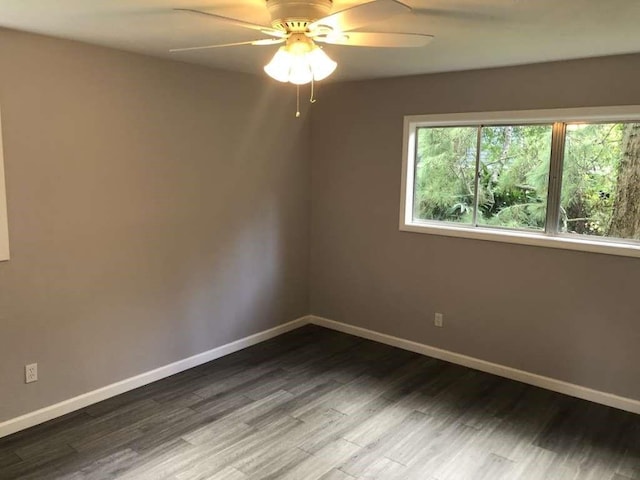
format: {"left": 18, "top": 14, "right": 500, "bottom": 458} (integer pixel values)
{"left": 266, "top": 0, "right": 333, "bottom": 32}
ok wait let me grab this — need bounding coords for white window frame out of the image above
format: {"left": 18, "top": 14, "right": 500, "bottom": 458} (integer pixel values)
{"left": 400, "top": 106, "right": 640, "bottom": 258}
{"left": 0, "top": 108, "right": 9, "bottom": 262}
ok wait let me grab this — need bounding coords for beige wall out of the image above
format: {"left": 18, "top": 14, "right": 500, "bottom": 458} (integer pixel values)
{"left": 311, "top": 54, "right": 640, "bottom": 400}
{"left": 0, "top": 28, "right": 310, "bottom": 421}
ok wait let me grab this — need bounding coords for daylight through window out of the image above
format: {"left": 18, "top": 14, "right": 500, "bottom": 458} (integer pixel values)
{"left": 401, "top": 108, "right": 640, "bottom": 257}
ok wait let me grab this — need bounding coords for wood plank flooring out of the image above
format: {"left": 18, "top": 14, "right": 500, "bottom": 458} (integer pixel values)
{"left": 1, "top": 325, "right": 639, "bottom": 479}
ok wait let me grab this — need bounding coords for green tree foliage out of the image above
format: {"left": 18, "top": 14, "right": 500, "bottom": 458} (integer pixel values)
{"left": 561, "top": 123, "right": 622, "bottom": 236}
{"left": 414, "top": 122, "right": 640, "bottom": 240}
{"left": 608, "top": 124, "right": 640, "bottom": 239}
{"left": 477, "top": 125, "right": 551, "bottom": 230}
{"left": 414, "top": 127, "right": 476, "bottom": 224}
{"left": 414, "top": 125, "right": 551, "bottom": 230}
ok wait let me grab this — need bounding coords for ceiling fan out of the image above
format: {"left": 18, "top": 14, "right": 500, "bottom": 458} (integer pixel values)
{"left": 170, "top": 0, "right": 434, "bottom": 86}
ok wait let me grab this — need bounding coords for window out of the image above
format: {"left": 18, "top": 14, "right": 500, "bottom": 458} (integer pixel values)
{"left": 413, "top": 124, "right": 552, "bottom": 231}
{"left": 0, "top": 109, "right": 8, "bottom": 262}
{"left": 400, "top": 107, "right": 640, "bottom": 258}
{"left": 560, "top": 123, "right": 640, "bottom": 241}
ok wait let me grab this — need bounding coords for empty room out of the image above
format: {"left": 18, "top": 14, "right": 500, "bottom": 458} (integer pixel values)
{"left": 1, "top": 0, "right": 640, "bottom": 479}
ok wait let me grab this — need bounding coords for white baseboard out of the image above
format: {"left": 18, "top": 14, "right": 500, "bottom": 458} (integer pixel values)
{"left": 308, "top": 315, "right": 640, "bottom": 415}
{"left": 0, "top": 316, "right": 310, "bottom": 439}
{"left": 3, "top": 313, "right": 638, "bottom": 439}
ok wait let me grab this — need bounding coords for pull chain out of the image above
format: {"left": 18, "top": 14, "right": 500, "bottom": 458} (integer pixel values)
{"left": 295, "top": 80, "right": 319, "bottom": 118}
{"left": 310, "top": 77, "right": 317, "bottom": 104}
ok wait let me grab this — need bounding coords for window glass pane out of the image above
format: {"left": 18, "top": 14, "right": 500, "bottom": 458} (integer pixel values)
{"left": 477, "top": 125, "right": 552, "bottom": 231}
{"left": 560, "top": 122, "right": 640, "bottom": 241}
{"left": 413, "top": 126, "right": 478, "bottom": 224}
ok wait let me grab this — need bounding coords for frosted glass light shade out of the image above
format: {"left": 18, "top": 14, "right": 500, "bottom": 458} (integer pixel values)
{"left": 264, "top": 43, "right": 337, "bottom": 85}
{"left": 307, "top": 46, "right": 337, "bottom": 81}
{"left": 263, "top": 47, "right": 292, "bottom": 83}
{"left": 289, "top": 55, "right": 313, "bottom": 85}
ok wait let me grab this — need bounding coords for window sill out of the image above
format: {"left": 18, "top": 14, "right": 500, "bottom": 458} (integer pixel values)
{"left": 400, "top": 221, "right": 640, "bottom": 259}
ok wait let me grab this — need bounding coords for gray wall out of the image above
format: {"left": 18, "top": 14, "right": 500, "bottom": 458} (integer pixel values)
{"left": 0, "top": 28, "right": 310, "bottom": 422}
{"left": 311, "top": 54, "right": 640, "bottom": 401}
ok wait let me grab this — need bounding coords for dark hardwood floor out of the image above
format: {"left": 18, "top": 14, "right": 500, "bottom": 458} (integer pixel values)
{"left": 1, "top": 325, "right": 639, "bottom": 479}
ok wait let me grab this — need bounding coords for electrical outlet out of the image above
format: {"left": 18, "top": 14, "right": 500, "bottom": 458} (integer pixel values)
{"left": 25, "top": 363, "right": 38, "bottom": 384}
{"left": 434, "top": 313, "right": 444, "bottom": 328}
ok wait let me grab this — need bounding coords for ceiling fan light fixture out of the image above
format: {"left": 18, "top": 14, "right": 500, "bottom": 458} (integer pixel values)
{"left": 264, "top": 47, "right": 293, "bottom": 82}
{"left": 175, "top": 0, "right": 435, "bottom": 90}
{"left": 306, "top": 45, "right": 337, "bottom": 81}
{"left": 264, "top": 35, "right": 337, "bottom": 85}
{"left": 289, "top": 55, "right": 314, "bottom": 85}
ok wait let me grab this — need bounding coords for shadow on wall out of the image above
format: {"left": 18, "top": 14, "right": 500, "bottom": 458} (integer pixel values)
{"left": 159, "top": 83, "right": 310, "bottom": 363}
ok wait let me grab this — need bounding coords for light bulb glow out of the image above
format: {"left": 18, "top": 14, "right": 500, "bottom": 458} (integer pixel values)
{"left": 289, "top": 55, "right": 313, "bottom": 85}
{"left": 263, "top": 47, "right": 292, "bottom": 83}
{"left": 307, "top": 46, "right": 337, "bottom": 81}
{"left": 263, "top": 37, "right": 337, "bottom": 85}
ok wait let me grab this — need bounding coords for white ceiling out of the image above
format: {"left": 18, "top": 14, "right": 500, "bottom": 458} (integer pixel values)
{"left": 1, "top": 0, "right": 639, "bottom": 81}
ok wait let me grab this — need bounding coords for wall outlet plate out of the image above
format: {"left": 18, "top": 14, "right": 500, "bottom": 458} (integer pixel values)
{"left": 434, "top": 313, "right": 444, "bottom": 328}
{"left": 25, "top": 363, "right": 38, "bottom": 383}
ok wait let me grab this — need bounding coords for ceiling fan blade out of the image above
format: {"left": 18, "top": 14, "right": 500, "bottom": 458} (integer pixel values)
{"left": 315, "top": 32, "right": 433, "bottom": 48}
{"left": 174, "top": 8, "right": 286, "bottom": 38}
{"left": 309, "top": 0, "right": 410, "bottom": 33}
{"left": 170, "top": 38, "right": 284, "bottom": 53}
